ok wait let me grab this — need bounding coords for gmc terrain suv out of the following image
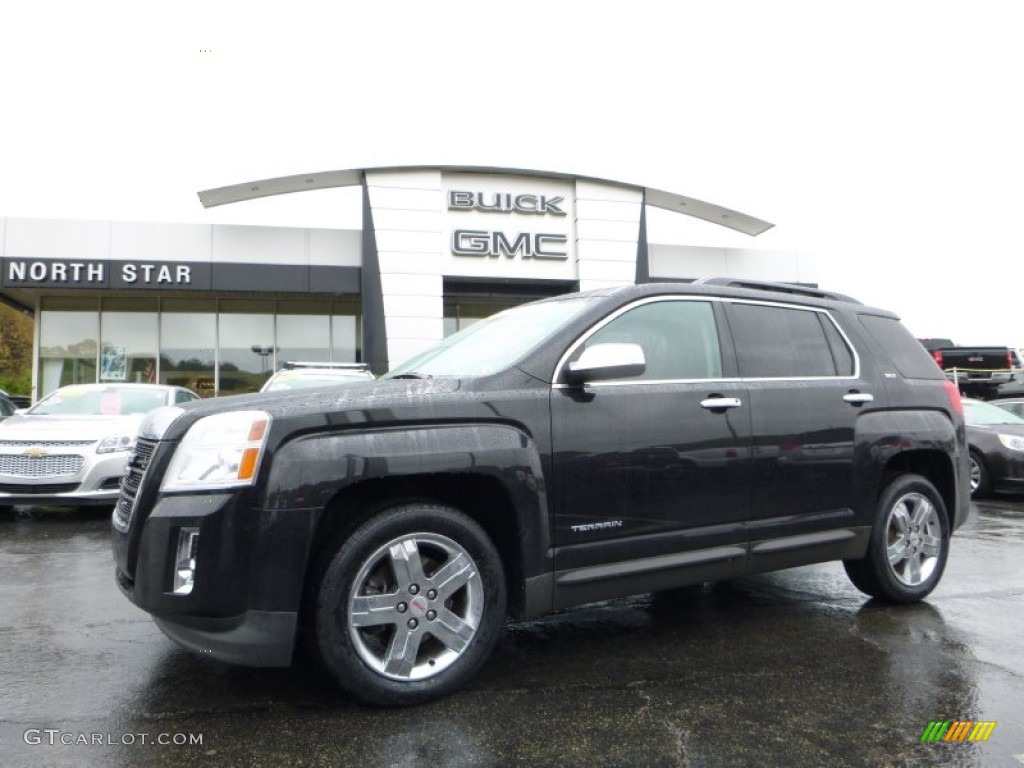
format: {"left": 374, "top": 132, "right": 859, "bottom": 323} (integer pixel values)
{"left": 112, "top": 280, "right": 970, "bottom": 706}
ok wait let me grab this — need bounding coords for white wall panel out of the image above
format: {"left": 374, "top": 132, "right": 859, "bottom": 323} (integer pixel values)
{"left": 576, "top": 180, "right": 639, "bottom": 203}
{"left": 576, "top": 219, "right": 643, "bottom": 242}
{"left": 383, "top": 295, "right": 445, "bottom": 319}
{"left": 370, "top": 209, "right": 444, "bottom": 232}
{"left": 6, "top": 218, "right": 110, "bottom": 259}
{"left": 577, "top": 258, "right": 636, "bottom": 284}
{"left": 110, "top": 222, "right": 212, "bottom": 263}
{"left": 376, "top": 251, "right": 443, "bottom": 276}
{"left": 575, "top": 199, "right": 643, "bottom": 222}
{"left": 375, "top": 230, "right": 443, "bottom": 253}
{"left": 380, "top": 273, "right": 443, "bottom": 296}
{"left": 309, "top": 229, "right": 361, "bottom": 267}
{"left": 212, "top": 225, "right": 307, "bottom": 265}
{"left": 366, "top": 186, "right": 441, "bottom": 212}
{"left": 577, "top": 240, "right": 639, "bottom": 262}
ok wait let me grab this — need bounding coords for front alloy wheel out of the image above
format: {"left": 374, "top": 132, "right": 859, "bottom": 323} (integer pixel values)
{"left": 348, "top": 532, "right": 484, "bottom": 681}
{"left": 313, "top": 503, "right": 506, "bottom": 706}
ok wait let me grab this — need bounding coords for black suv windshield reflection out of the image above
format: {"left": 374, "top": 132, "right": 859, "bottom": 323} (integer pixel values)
{"left": 384, "top": 297, "right": 596, "bottom": 379}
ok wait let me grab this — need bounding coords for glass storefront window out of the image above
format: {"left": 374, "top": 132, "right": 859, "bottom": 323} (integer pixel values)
{"left": 277, "top": 300, "right": 330, "bottom": 366}
{"left": 36, "top": 294, "right": 365, "bottom": 399}
{"left": 444, "top": 299, "right": 510, "bottom": 337}
{"left": 100, "top": 297, "right": 158, "bottom": 385}
{"left": 38, "top": 297, "right": 99, "bottom": 397}
{"left": 161, "top": 299, "right": 217, "bottom": 398}
{"left": 332, "top": 300, "right": 362, "bottom": 362}
{"left": 218, "top": 299, "right": 275, "bottom": 395}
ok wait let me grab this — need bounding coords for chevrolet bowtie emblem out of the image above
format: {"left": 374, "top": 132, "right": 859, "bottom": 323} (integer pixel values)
{"left": 24, "top": 446, "right": 48, "bottom": 459}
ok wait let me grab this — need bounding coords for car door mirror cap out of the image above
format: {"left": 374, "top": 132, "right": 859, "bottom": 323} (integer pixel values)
{"left": 566, "top": 343, "right": 646, "bottom": 385}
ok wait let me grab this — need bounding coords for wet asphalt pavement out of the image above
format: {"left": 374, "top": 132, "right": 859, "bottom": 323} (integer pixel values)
{"left": 1, "top": 499, "right": 1022, "bottom": 768}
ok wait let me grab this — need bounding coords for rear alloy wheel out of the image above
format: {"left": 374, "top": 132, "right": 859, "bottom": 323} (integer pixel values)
{"left": 313, "top": 503, "right": 506, "bottom": 706}
{"left": 969, "top": 451, "right": 992, "bottom": 498}
{"left": 844, "top": 474, "right": 949, "bottom": 603}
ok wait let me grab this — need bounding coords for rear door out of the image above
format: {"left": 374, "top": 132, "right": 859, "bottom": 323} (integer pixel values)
{"left": 722, "top": 300, "right": 869, "bottom": 571}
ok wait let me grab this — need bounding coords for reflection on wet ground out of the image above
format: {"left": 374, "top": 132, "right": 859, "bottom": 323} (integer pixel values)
{"left": 1, "top": 500, "right": 1023, "bottom": 767}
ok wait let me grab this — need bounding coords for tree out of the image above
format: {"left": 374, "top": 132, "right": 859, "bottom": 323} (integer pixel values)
{"left": 0, "top": 303, "right": 34, "bottom": 395}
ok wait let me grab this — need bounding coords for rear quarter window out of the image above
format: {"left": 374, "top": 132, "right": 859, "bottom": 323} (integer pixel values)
{"left": 858, "top": 314, "right": 944, "bottom": 379}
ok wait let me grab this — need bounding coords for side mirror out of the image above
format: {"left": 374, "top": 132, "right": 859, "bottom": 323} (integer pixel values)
{"left": 565, "top": 343, "right": 646, "bottom": 385}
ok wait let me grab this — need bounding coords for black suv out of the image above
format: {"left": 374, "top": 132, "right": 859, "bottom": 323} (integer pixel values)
{"left": 112, "top": 280, "right": 969, "bottom": 706}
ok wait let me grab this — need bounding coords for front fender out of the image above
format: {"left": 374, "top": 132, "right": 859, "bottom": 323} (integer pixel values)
{"left": 261, "top": 423, "right": 550, "bottom": 598}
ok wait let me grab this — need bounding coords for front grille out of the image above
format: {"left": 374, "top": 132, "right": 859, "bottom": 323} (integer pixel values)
{"left": 0, "top": 454, "right": 85, "bottom": 477}
{"left": 0, "top": 482, "right": 79, "bottom": 494}
{"left": 113, "top": 438, "right": 158, "bottom": 532}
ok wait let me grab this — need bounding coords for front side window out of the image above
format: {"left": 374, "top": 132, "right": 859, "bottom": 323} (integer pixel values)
{"left": 578, "top": 300, "right": 723, "bottom": 381}
{"left": 729, "top": 303, "right": 846, "bottom": 378}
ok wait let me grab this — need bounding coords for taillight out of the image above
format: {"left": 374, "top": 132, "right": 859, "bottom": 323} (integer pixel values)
{"left": 1008, "top": 349, "right": 1015, "bottom": 368}
{"left": 931, "top": 350, "right": 944, "bottom": 367}
{"left": 942, "top": 380, "right": 963, "bottom": 415}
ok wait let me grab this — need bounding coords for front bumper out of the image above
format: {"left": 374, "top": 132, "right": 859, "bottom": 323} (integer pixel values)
{"left": 113, "top": 489, "right": 319, "bottom": 668}
{"left": 152, "top": 611, "right": 297, "bottom": 666}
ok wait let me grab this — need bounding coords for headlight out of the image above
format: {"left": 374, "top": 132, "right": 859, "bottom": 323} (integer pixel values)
{"left": 96, "top": 433, "right": 136, "bottom": 454}
{"left": 161, "top": 411, "right": 271, "bottom": 492}
{"left": 997, "top": 434, "right": 1024, "bottom": 452}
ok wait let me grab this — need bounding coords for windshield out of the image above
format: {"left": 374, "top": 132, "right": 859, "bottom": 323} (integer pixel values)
{"left": 28, "top": 386, "right": 169, "bottom": 416}
{"left": 963, "top": 399, "right": 1024, "bottom": 427}
{"left": 385, "top": 296, "right": 597, "bottom": 378}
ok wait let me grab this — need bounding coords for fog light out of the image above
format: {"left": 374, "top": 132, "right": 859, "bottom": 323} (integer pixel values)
{"left": 172, "top": 527, "right": 200, "bottom": 595}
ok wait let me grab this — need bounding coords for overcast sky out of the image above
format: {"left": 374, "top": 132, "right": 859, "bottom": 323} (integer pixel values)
{"left": 2, "top": 1, "right": 1021, "bottom": 344}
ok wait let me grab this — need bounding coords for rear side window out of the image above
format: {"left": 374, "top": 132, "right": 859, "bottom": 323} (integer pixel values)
{"left": 858, "top": 314, "right": 944, "bottom": 380}
{"left": 728, "top": 303, "right": 849, "bottom": 378}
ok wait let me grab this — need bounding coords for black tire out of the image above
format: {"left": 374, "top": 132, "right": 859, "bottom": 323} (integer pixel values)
{"left": 843, "top": 474, "right": 949, "bottom": 603}
{"left": 969, "top": 450, "right": 992, "bottom": 498}
{"left": 312, "top": 503, "right": 506, "bottom": 706}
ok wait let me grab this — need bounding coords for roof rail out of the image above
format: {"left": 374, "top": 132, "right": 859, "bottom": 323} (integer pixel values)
{"left": 282, "top": 361, "right": 370, "bottom": 370}
{"left": 691, "top": 277, "right": 861, "bottom": 304}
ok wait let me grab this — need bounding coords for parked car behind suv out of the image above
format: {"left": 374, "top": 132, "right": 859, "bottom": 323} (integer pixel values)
{"left": 260, "top": 362, "right": 374, "bottom": 393}
{"left": 112, "top": 280, "right": 969, "bottom": 706}
{"left": 0, "top": 383, "right": 199, "bottom": 509}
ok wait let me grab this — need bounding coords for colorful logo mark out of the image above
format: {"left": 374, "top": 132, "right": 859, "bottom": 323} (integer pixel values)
{"left": 921, "top": 721, "right": 997, "bottom": 742}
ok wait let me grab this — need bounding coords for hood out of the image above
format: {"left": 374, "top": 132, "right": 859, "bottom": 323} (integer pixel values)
{"left": 156, "top": 377, "right": 489, "bottom": 441}
{"left": 0, "top": 413, "right": 145, "bottom": 442}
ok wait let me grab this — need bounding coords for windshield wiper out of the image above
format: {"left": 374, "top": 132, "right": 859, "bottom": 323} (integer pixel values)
{"left": 389, "top": 372, "right": 432, "bottom": 380}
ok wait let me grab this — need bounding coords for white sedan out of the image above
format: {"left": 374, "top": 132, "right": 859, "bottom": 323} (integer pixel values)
{"left": 0, "top": 383, "right": 199, "bottom": 509}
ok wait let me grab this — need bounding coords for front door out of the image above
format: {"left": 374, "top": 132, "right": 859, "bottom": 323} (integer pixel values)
{"left": 549, "top": 298, "right": 752, "bottom": 607}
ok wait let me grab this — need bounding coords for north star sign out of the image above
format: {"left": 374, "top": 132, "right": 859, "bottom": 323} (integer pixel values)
{"left": 2, "top": 258, "right": 194, "bottom": 288}
{"left": 448, "top": 189, "right": 569, "bottom": 260}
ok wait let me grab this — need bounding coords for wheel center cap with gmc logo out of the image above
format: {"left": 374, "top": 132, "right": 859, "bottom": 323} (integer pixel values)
{"left": 410, "top": 597, "right": 428, "bottom": 615}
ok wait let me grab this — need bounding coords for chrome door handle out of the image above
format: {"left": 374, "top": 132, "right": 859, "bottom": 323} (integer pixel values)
{"left": 700, "top": 397, "right": 742, "bottom": 410}
{"left": 843, "top": 392, "right": 874, "bottom": 405}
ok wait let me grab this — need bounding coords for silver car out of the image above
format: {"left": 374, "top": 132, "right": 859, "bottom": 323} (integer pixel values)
{"left": 0, "top": 383, "right": 199, "bottom": 508}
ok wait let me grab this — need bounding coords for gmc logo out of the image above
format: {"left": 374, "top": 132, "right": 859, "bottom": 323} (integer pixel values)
{"left": 452, "top": 230, "right": 567, "bottom": 260}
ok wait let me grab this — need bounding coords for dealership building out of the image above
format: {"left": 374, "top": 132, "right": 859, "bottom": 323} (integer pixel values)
{"left": 0, "top": 166, "right": 814, "bottom": 401}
